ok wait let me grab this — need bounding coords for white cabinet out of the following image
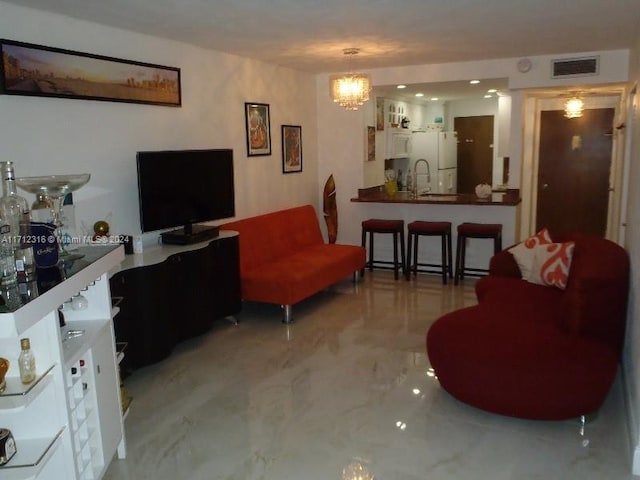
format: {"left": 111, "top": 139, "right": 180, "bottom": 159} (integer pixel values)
{"left": 0, "top": 246, "right": 125, "bottom": 480}
{"left": 386, "top": 128, "right": 412, "bottom": 159}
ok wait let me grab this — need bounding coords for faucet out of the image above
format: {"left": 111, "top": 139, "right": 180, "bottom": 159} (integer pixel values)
{"left": 414, "top": 158, "right": 431, "bottom": 196}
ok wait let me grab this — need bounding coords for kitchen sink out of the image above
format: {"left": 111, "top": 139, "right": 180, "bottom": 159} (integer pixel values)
{"left": 418, "top": 194, "right": 459, "bottom": 201}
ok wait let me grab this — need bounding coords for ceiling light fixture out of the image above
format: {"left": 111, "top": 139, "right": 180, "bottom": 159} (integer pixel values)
{"left": 397, "top": 84, "right": 406, "bottom": 89}
{"left": 329, "top": 48, "right": 371, "bottom": 111}
{"left": 415, "top": 93, "right": 424, "bottom": 97}
{"left": 564, "top": 95, "right": 584, "bottom": 118}
{"left": 470, "top": 79, "right": 480, "bottom": 84}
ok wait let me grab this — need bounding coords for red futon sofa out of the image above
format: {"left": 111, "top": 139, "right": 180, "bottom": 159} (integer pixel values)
{"left": 222, "top": 205, "right": 365, "bottom": 323}
{"left": 427, "top": 233, "right": 629, "bottom": 420}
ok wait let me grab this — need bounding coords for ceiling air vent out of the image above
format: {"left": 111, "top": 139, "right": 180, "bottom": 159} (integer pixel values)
{"left": 551, "top": 56, "right": 599, "bottom": 79}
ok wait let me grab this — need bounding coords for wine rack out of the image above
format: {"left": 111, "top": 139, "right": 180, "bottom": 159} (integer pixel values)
{"left": 0, "top": 246, "right": 125, "bottom": 480}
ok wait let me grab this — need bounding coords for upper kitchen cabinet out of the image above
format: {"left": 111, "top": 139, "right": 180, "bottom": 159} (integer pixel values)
{"left": 386, "top": 128, "right": 412, "bottom": 159}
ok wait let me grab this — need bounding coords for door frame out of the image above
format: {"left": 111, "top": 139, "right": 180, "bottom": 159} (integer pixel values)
{"left": 519, "top": 89, "right": 627, "bottom": 244}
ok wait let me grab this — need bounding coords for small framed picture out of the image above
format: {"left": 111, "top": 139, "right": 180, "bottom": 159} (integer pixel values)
{"left": 376, "top": 97, "right": 384, "bottom": 131}
{"left": 245, "top": 102, "right": 271, "bottom": 156}
{"left": 282, "top": 125, "right": 302, "bottom": 173}
{"left": 366, "top": 126, "right": 375, "bottom": 161}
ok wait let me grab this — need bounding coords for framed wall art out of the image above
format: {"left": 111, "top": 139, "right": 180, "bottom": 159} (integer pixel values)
{"left": 0, "top": 38, "right": 181, "bottom": 106}
{"left": 376, "top": 97, "right": 385, "bottom": 131}
{"left": 281, "top": 125, "right": 302, "bottom": 173}
{"left": 366, "top": 126, "right": 376, "bottom": 161}
{"left": 245, "top": 102, "right": 271, "bottom": 156}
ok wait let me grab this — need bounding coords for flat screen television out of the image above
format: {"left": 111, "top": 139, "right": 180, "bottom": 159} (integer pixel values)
{"left": 136, "top": 148, "right": 235, "bottom": 244}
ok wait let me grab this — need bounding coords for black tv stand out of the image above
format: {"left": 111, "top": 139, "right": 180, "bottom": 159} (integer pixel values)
{"left": 161, "top": 224, "right": 220, "bottom": 245}
{"left": 110, "top": 232, "right": 241, "bottom": 369}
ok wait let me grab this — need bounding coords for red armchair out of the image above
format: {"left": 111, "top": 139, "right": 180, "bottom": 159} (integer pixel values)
{"left": 426, "top": 233, "right": 629, "bottom": 420}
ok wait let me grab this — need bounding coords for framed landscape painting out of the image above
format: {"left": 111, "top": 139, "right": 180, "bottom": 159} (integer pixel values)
{"left": 245, "top": 102, "right": 271, "bottom": 156}
{"left": 282, "top": 125, "right": 302, "bottom": 173}
{"left": 0, "top": 39, "right": 181, "bottom": 106}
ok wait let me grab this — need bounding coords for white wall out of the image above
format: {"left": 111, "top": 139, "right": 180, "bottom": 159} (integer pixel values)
{"left": 317, "top": 75, "right": 366, "bottom": 243}
{"left": 622, "top": 31, "right": 640, "bottom": 475}
{"left": 0, "top": 2, "right": 318, "bottom": 245}
{"left": 317, "top": 50, "right": 630, "bottom": 246}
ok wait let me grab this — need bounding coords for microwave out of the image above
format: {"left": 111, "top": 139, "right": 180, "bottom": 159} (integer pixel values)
{"left": 387, "top": 129, "right": 412, "bottom": 159}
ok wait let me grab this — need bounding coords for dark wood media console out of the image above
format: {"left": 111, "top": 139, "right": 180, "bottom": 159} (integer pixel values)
{"left": 110, "top": 231, "right": 241, "bottom": 370}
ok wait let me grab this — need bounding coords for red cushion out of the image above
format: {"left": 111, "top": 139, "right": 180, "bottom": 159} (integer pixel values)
{"left": 408, "top": 221, "right": 451, "bottom": 234}
{"left": 241, "top": 244, "right": 365, "bottom": 305}
{"left": 362, "top": 219, "right": 404, "bottom": 233}
{"left": 457, "top": 222, "right": 502, "bottom": 238}
{"left": 427, "top": 306, "right": 619, "bottom": 420}
{"left": 223, "top": 204, "right": 324, "bottom": 274}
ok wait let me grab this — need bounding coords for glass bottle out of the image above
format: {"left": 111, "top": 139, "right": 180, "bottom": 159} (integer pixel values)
{"left": 0, "top": 162, "right": 34, "bottom": 280}
{"left": 406, "top": 169, "right": 414, "bottom": 195}
{"left": 18, "top": 337, "right": 36, "bottom": 384}
{"left": 0, "top": 236, "right": 16, "bottom": 288}
{"left": 17, "top": 277, "right": 38, "bottom": 304}
{"left": 0, "top": 283, "right": 23, "bottom": 312}
{"left": 31, "top": 193, "right": 53, "bottom": 223}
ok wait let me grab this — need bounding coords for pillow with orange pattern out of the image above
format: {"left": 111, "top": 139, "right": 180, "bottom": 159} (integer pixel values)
{"left": 508, "top": 228, "right": 553, "bottom": 279}
{"left": 527, "top": 241, "right": 575, "bottom": 290}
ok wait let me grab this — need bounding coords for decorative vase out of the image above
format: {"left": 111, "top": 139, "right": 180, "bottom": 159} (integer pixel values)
{"left": 323, "top": 174, "right": 337, "bottom": 244}
{"left": 0, "top": 358, "right": 8, "bottom": 393}
{"left": 475, "top": 183, "right": 492, "bottom": 199}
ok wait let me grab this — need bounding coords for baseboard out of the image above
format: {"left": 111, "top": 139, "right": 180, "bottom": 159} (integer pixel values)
{"left": 622, "top": 358, "right": 640, "bottom": 475}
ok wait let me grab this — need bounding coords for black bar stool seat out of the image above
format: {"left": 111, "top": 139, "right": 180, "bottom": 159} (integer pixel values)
{"left": 454, "top": 222, "right": 503, "bottom": 285}
{"left": 361, "top": 219, "right": 406, "bottom": 280}
{"left": 406, "top": 221, "right": 452, "bottom": 284}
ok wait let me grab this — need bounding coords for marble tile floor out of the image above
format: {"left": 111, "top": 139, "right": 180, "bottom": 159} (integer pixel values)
{"left": 104, "top": 271, "right": 635, "bottom": 480}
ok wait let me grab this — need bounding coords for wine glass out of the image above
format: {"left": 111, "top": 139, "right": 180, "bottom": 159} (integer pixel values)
{"left": 16, "top": 174, "right": 91, "bottom": 260}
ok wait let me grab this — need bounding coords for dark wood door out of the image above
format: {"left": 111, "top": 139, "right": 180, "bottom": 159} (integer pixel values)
{"left": 455, "top": 115, "right": 494, "bottom": 193}
{"left": 536, "top": 108, "right": 614, "bottom": 237}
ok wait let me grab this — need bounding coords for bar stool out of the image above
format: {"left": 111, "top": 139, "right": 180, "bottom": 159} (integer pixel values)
{"left": 406, "top": 221, "right": 452, "bottom": 284}
{"left": 454, "top": 222, "right": 503, "bottom": 285}
{"left": 361, "top": 219, "right": 406, "bottom": 280}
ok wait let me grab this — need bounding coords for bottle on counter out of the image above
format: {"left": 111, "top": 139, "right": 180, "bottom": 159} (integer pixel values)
{"left": 31, "top": 193, "right": 53, "bottom": 223}
{"left": 0, "top": 162, "right": 34, "bottom": 281}
{"left": 0, "top": 282, "right": 23, "bottom": 312}
{"left": 0, "top": 231, "right": 16, "bottom": 288}
{"left": 18, "top": 337, "right": 36, "bottom": 384}
{"left": 406, "top": 170, "right": 414, "bottom": 196}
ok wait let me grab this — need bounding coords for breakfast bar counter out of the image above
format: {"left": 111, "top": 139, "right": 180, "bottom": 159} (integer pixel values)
{"left": 349, "top": 186, "right": 522, "bottom": 273}
{"left": 350, "top": 186, "right": 521, "bottom": 206}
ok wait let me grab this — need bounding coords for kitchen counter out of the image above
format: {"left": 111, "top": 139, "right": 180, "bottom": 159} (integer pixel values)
{"left": 349, "top": 186, "right": 522, "bottom": 271}
{"left": 351, "top": 186, "right": 521, "bottom": 206}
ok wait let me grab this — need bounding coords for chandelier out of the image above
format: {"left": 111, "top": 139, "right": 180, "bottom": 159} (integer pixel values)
{"left": 329, "top": 48, "right": 371, "bottom": 111}
{"left": 564, "top": 96, "right": 584, "bottom": 118}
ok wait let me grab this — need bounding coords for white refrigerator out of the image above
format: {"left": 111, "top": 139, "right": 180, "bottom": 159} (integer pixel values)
{"left": 409, "top": 131, "right": 458, "bottom": 194}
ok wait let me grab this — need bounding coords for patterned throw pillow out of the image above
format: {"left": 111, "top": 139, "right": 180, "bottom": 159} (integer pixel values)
{"left": 508, "top": 228, "right": 553, "bottom": 279}
{"left": 527, "top": 242, "right": 575, "bottom": 290}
